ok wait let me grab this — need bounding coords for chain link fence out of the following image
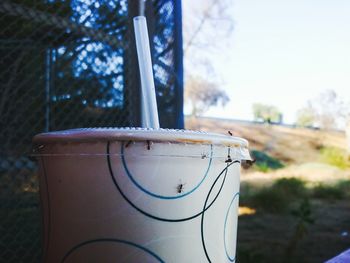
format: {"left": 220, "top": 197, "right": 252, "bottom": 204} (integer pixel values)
{"left": 0, "top": 0, "right": 183, "bottom": 261}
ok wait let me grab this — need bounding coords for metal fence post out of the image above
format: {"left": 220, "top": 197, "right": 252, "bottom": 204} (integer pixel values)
{"left": 173, "top": 0, "right": 184, "bottom": 129}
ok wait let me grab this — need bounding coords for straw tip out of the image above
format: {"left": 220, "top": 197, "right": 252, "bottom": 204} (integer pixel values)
{"left": 134, "top": 16, "right": 146, "bottom": 21}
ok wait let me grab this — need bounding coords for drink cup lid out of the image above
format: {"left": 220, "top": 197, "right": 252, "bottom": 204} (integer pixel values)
{"left": 33, "top": 127, "right": 248, "bottom": 148}
{"left": 33, "top": 128, "right": 251, "bottom": 160}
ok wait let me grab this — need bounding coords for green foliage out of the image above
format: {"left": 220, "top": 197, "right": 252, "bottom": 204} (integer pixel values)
{"left": 241, "top": 177, "right": 350, "bottom": 213}
{"left": 251, "top": 150, "right": 284, "bottom": 171}
{"left": 285, "top": 199, "right": 314, "bottom": 262}
{"left": 252, "top": 103, "right": 282, "bottom": 123}
{"left": 273, "top": 178, "right": 308, "bottom": 199}
{"left": 320, "top": 147, "right": 350, "bottom": 169}
{"left": 312, "top": 184, "right": 345, "bottom": 200}
{"left": 237, "top": 248, "right": 264, "bottom": 263}
{"left": 245, "top": 178, "right": 307, "bottom": 213}
{"left": 336, "top": 180, "right": 350, "bottom": 198}
{"left": 250, "top": 187, "right": 289, "bottom": 213}
{"left": 254, "top": 162, "right": 270, "bottom": 172}
{"left": 239, "top": 178, "right": 350, "bottom": 263}
{"left": 239, "top": 183, "right": 258, "bottom": 206}
{"left": 291, "top": 198, "right": 314, "bottom": 225}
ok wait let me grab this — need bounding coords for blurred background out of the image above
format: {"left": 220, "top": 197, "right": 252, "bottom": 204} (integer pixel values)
{"left": 0, "top": 0, "right": 349, "bottom": 262}
{"left": 184, "top": 1, "right": 350, "bottom": 262}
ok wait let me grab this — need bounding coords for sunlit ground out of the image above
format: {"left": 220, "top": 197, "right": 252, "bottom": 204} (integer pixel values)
{"left": 238, "top": 206, "right": 256, "bottom": 216}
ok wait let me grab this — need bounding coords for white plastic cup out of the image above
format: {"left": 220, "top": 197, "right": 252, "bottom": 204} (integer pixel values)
{"left": 33, "top": 128, "right": 250, "bottom": 262}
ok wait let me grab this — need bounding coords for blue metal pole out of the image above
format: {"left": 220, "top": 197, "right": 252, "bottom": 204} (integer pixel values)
{"left": 173, "top": 0, "right": 184, "bottom": 129}
{"left": 45, "top": 49, "right": 52, "bottom": 132}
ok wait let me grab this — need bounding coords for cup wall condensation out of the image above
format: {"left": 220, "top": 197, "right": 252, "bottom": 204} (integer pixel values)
{"left": 33, "top": 128, "right": 250, "bottom": 262}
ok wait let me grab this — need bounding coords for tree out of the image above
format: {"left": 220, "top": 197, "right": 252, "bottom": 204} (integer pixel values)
{"left": 312, "top": 90, "right": 346, "bottom": 129}
{"left": 296, "top": 104, "right": 317, "bottom": 127}
{"left": 183, "top": 0, "right": 234, "bottom": 119}
{"left": 185, "top": 75, "right": 229, "bottom": 117}
{"left": 252, "top": 103, "right": 282, "bottom": 123}
{"left": 183, "top": 0, "right": 234, "bottom": 79}
{"left": 297, "top": 90, "right": 348, "bottom": 130}
{"left": 183, "top": 0, "right": 234, "bottom": 54}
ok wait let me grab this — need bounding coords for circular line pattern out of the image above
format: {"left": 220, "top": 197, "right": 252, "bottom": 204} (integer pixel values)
{"left": 61, "top": 238, "right": 165, "bottom": 263}
{"left": 107, "top": 142, "right": 235, "bottom": 223}
{"left": 224, "top": 192, "right": 240, "bottom": 262}
{"left": 120, "top": 142, "right": 213, "bottom": 199}
{"left": 200, "top": 162, "right": 240, "bottom": 263}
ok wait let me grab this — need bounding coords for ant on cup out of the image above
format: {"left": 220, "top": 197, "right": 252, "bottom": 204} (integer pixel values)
{"left": 201, "top": 152, "right": 208, "bottom": 159}
{"left": 176, "top": 180, "right": 186, "bottom": 194}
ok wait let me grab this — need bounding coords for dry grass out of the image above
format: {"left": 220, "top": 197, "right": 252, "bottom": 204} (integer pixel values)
{"left": 186, "top": 117, "right": 347, "bottom": 164}
{"left": 186, "top": 117, "right": 350, "bottom": 184}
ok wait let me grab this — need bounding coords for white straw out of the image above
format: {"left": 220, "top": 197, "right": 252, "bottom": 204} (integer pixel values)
{"left": 133, "top": 16, "right": 160, "bottom": 129}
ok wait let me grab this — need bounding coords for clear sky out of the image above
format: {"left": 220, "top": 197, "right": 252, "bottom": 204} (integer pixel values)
{"left": 183, "top": 0, "right": 350, "bottom": 124}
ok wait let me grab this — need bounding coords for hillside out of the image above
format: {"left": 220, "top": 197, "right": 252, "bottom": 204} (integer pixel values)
{"left": 186, "top": 117, "right": 350, "bottom": 184}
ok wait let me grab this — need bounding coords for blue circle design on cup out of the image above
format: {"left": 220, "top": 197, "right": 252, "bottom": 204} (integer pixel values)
{"left": 108, "top": 141, "right": 238, "bottom": 222}
{"left": 224, "top": 192, "right": 240, "bottom": 262}
{"left": 120, "top": 142, "right": 213, "bottom": 200}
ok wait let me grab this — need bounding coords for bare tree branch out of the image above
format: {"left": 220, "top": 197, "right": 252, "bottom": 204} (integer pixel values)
{"left": 184, "top": 0, "right": 223, "bottom": 54}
